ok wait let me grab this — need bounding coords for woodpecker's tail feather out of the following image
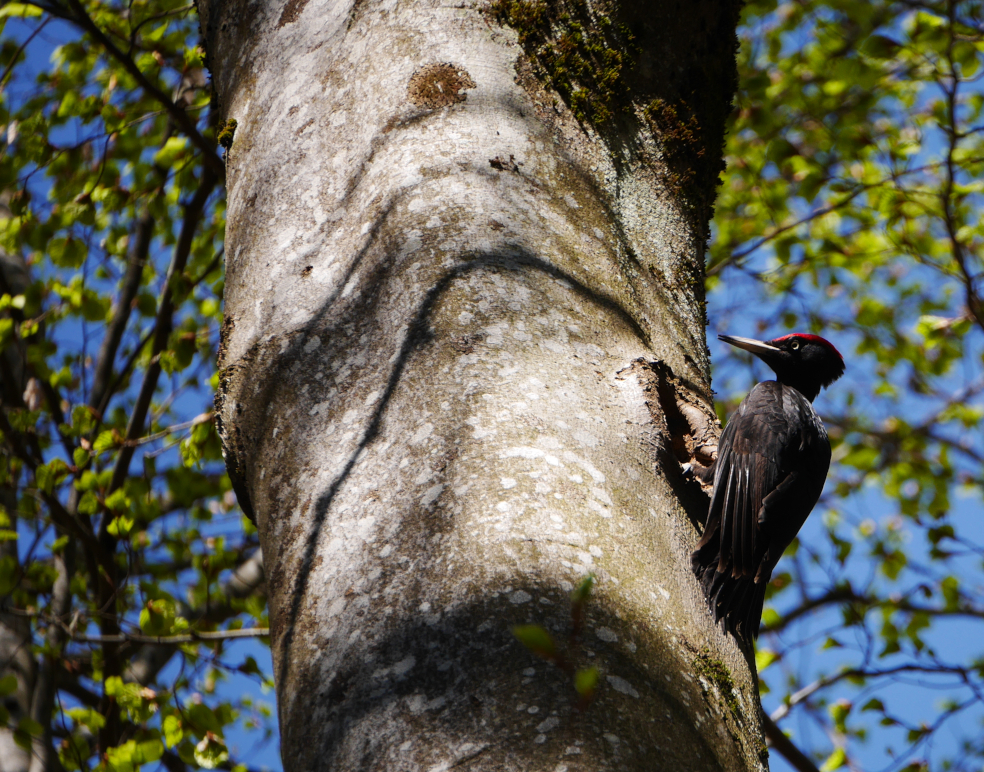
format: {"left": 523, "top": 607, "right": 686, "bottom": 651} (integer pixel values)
{"left": 691, "top": 550, "right": 767, "bottom": 646}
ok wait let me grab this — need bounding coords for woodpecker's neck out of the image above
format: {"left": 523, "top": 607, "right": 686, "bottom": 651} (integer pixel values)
{"left": 775, "top": 375, "right": 821, "bottom": 403}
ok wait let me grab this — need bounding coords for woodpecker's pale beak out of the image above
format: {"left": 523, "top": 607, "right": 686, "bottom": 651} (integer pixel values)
{"left": 718, "top": 334, "right": 782, "bottom": 358}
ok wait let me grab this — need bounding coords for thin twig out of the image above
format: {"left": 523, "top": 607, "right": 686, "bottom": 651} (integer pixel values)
{"left": 73, "top": 627, "right": 269, "bottom": 645}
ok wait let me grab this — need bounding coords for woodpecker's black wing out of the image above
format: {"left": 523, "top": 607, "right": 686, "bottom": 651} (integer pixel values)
{"left": 691, "top": 381, "right": 831, "bottom": 644}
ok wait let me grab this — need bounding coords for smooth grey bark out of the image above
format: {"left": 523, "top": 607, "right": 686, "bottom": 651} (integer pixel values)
{"left": 200, "top": 0, "right": 766, "bottom": 769}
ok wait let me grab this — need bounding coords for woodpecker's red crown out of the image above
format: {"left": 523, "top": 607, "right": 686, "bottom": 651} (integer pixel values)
{"left": 771, "top": 333, "right": 843, "bottom": 362}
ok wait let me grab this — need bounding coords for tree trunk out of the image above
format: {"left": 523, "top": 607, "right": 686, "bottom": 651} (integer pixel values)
{"left": 199, "top": 0, "right": 765, "bottom": 769}
{"left": 1, "top": 250, "right": 36, "bottom": 772}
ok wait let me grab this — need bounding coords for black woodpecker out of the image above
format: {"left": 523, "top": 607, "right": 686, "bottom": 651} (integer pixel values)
{"left": 692, "top": 333, "right": 845, "bottom": 645}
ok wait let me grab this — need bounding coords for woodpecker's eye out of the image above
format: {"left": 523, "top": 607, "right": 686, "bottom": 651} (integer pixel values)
{"left": 790, "top": 339, "right": 800, "bottom": 350}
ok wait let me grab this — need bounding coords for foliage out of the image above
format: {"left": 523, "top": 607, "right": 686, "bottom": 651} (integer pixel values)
{"left": 711, "top": 1, "right": 984, "bottom": 770}
{"left": 0, "top": 0, "right": 270, "bottom": 770}
{"left": 512, "top": 575, "right": 600, "bottom": 709}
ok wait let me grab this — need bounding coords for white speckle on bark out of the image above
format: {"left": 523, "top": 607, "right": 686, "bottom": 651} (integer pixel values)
{"left": 504, "top": 446, "right": 543, "bottom": 459}
{"left": 596, "top": 627, "right": 618, "bottom": 643}
{"left": 607, "top": 676, "right": 640, "bottom": 698}
{"left": 393, "top": 655, "right": 416, "bottom": 677}
{"left": 421, "top": 484, "right": 444, "bottom": 507}
{"left": 509, "top": 590, "right": 531, "bottom": 605}
{"left": 590, "top": 487, "right": 612, "bottom": 505}
{"left": 327, "top": 597, "right": 346, "bottom": 618}
{"left": 501, "top": 477, "right": 517, "bottom": 489}
{"left": 410, "top": 422, "right": 434, "bottom": 444}
{"left": 573, "top": 429, "right": 598, "bottom": 447}
{"left": 586, "top": 499, "right": 612, "bottom": 518}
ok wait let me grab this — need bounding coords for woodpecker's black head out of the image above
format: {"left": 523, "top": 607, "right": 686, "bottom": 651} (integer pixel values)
{"left": 719, "top": 332, "right": 845, "bottom": 402}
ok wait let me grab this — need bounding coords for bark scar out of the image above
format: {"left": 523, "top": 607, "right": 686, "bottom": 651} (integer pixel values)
{"left": 407, "top": 63, "right": 476, "bottom": 109}
{"left": 627, "top": 358, "right": 720, "bottom": 494}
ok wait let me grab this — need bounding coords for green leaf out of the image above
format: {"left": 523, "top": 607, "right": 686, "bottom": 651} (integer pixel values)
{"left": 107, "top": 515, "right": 134, "bottom": 537}
{"left": 755, "top": 648, "right": 780, "bottom": 672}
{"left": 106, "top": 738, "right": 164, "bottom": 769}
{"left": 574, "top": 666, "right": 599, "bottom": 698}
{"left": 104, "top": 488, "right": 128, "bottom": 512}
{"left": 0, "top": 3, "right": 43, "bottom": 18}
{"left": 153, "top": 137, "right": 190, "bottom": 168}
{"left": 0, "top": 674, "right": 17, "bottom": 697}
{"left": 163, "top": 714, "right": 183, "bottom": 748}
{"left": 861, "top": 35, "right": 901, "bottom": 59}
{"left": 69, "top": 405, "right": 97, "bottom": 437}
{"left": 139, "top": 597, "right": 177, "bottom": 635}
{"left": 77, "top": 490, "right": 100, "bottom": 515}
{"left": 0, "top": 555, "right": 16, "bottom": 596}
{"left": 512, "top": 625, "right": 556, "bottom": 660}
{"left": 820, "top": 747, "right": 847, "bottom": 772}
{"left": 35, "top": 458, "right": 69, "bottom": 494}
{"left": 106, "top": 678, "right": 158, "bottom": 724}
{"left": 194, "top": 733, "right": 228, "bottom": 769}
{"left": 14, "top": 716, "right": 44, "bottom": 750}
{"left": 66, "top": 707, "right": 107, "bottom": 732}
{"left": 93, "top": 430, "right": 117, "bottom": 454}
{"left": 571, "top": 573, "right": 595, "bottom": 605}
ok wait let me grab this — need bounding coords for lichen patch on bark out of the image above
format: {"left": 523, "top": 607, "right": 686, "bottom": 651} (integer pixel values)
{"left": 407, "top": 63, "right": 476, "bottom": 108}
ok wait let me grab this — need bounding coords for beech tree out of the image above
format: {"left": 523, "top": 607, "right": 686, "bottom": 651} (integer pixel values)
{"left": 199, "top": 0, "right": 766, "bottom": 769}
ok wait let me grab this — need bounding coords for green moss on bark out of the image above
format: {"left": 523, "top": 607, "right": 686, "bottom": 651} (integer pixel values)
{"left": 485, "top": 0, "right": 637, "bottom": 127}
{"left": 693, "top": 649, "right": 739, "bottom": 715}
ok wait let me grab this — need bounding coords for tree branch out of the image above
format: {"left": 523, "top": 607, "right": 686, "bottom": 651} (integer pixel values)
{"left": 61, "top": 0, "right": 225, "bottom": 179}
{"left": 761, "top": 713, "right": 822, "bottom": 772}
{"left": 73, "top": 627, "right": 269, "bottom": 645}
{"left": 92, "top": 166, "right": 217, "bottom": 751}
{"left": 89, "top": 210, "right": 155, "bottom": 417}
{"left": 105, "top": 167, "right": 219, "bottom": 506}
